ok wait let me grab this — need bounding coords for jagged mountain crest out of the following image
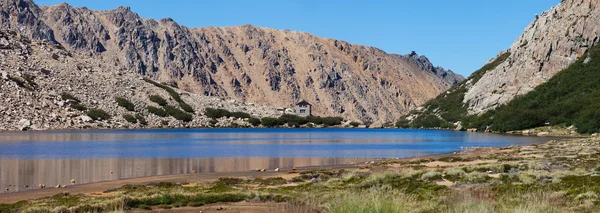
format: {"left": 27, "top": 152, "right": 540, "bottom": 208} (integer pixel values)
{"left": 0, "top": 0, "right": 463, "bottom": 123}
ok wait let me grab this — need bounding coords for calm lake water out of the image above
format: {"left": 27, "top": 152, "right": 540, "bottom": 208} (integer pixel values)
{"left": 0, "top": 128, "right": 555, "bottom": 193}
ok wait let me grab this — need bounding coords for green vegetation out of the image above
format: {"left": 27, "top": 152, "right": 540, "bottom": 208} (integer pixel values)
{"left": 322, "top": 116, "right": 344, "bottom": 126}
{"left": 248, "top": 117, "right": 261, "bottom": 126}
{"left": 144, "top": 78, "right": 195, "bottom": 113}
{"left": 401, "top": 44, "right": 600, "bottom": 134}
{"left": 399, "top": 52, "right": 512, "bottom": 129}
{"left": 135, "top": 114, "right": 148, "bottom": 126}
{"left": 8, "top": 75, "right": 35, "bottom": 91}
{"left": 469, "top": 45, "right": 600, "bottom": 133}
{"left": 163, "top": 106, "right": 193, "bottom": 122}
{"left": 60, "top": 92, "right": 80, "bottom": 103}
{"left": 179, "top": 102, "right": 195, "bottom": 113}
{"left": 147, "top": 106, "right": 168, "bottom": 117}
{"left": 87, "top": 109, "right": 111, "bottom": 121}
{"left": 149, "top": 95, "right": 168, "bottom": 106}
{"left": 70, "top": 104, "right": 87, "bottom": 111}
{"left": 260, "top": 117, "right": 280, "bottom": 127}
{"left": 123, "top": 114, "right": 138, "bottom": 124}
{"left": 115, "top": 97, "right": 135, "bottom": 111}
{"left": 349, "top": 121, "right": 360, "bottom": 127}
{"left": 204, "top": 108, "right": 251, "bottom": 120}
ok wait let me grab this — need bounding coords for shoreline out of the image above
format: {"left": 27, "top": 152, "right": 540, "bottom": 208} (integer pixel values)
{"left": 0, "top": 136, "right": 561, "bottom": 204}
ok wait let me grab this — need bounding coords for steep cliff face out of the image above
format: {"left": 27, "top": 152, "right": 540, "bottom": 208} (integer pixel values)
{"left": 1, "top": 0, "right": 463, "bottom": 123}
{"left": 464, "top": 0, "right": 600, "bottom": 114}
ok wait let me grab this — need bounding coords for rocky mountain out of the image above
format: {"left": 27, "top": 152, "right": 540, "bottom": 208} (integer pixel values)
{"left": 401, "top": 0, "right": 600, "bottom": 131}
{"left": 464, "top": 0, "right": 600, "bottom": 114}
{"left": 0, "top": 30, "right": 282, "bottom": 131}
{"left": 0, "top": 0, "right": 463, "bottom": 124}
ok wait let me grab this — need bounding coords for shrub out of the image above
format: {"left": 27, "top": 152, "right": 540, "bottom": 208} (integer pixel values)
{"left": 149, "top": 95, "right": 168, "bottom": 106}
{"left": 143, "top": 78, "right": 183, "bottom": 102}
{"left": 21, "top": 73, "right": 37, "bottom": 89}
{"left": 248, "top": 117, "right": 261, "bottom": 126}
{"left": 205, "top": 108, "right": 231, "bottom": 119}
{"left": 209, "top": 119, "right": 218, "bottom": 126}
{"left": 135, "top": 114, "right": 148, "bottom": 125}
{"left": 179, "top": 102, "right": 195, "bottom": 113}
{"left": 115, "top": 97, "right": 135, "bottom": 111}
{"left": 349, "top": 121, "right": 361, "bottom": 127}
{"left": 279, "top": 114, "right": 308, "bottom": 125}
{"left": 8, "top": 76, "right": 34, "bottom": 91}
{"left": 323, "top": 117, "right": 344, "bottom": 126}
{"left": 261, "top": 117, "right": 280, "bottom": 127}
{"left": 61, "top": 92, "right": 80, "bottom": 103}
{"left": 147, "top": 106, "right": 168, "bottom": 117}
{"left": 164, "top": 105, "right": 193, "bottom": 122}
{"left": 307, "top": 116, "right": 324, "bottom": 125}
{"left": 396, "top": 119, "right": 410, "bottom": 128}
{"left": 87, "top": 109, "right": 111, "bottom": 121}
{"left": 230, "top": 111, "right": 251, "bottom": 119}
{"left": 123, "top": 114, "right": 138, "bottom": 124}
{"left": 161, "top": 120, "right": 169, "bottom": 126}
{"left": 71, "top": 104, "right": 87, "bottom": 111}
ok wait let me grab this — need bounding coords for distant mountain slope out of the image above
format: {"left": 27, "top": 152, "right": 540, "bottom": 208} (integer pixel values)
{"left": 0, "top": 0, "right": 463, "bottom": 123}
{"left": 402, "top": 0, "right": 600, "bottom": 132}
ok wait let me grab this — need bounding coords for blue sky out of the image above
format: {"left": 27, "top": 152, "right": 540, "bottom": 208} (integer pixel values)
{"left": 36, "top": 0, "right": 561, "bottom": 77}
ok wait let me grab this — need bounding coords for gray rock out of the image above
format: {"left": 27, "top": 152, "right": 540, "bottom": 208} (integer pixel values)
{"left": 78, "top": 115, "right": 93, "bottom": 123}
{"left": 17, "top": 119, "right": 31, "bottom": 131}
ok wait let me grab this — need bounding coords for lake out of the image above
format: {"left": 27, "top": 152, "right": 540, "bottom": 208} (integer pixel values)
{"left": 0, "top": 128, "right": 555, "bottom": 193}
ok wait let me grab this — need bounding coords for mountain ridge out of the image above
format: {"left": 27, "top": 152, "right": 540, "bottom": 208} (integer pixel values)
{"left": 1, "top": 0, "right": 463, "bottom": 123}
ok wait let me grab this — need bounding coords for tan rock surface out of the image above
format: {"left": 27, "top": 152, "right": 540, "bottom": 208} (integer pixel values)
{"left": 1, "top": 0, "right": 463, "bottom": 124}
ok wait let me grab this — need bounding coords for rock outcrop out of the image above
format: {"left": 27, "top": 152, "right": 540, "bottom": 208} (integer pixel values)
{"left": 0, "top": 0, "right": 463, "bottom": 124}
{"left": 464, "top": 0, "right": 600, "bottom": 114}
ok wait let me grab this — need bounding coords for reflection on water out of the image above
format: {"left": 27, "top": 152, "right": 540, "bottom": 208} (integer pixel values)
{"left": 0, "top": 157, "right": 351, "bottom": 193}
{"left": 0, "top": 128, "right": 558, "bottom": 193}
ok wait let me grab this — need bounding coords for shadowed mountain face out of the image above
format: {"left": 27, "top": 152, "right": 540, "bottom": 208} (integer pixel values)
{"left": 0, "top": 0, "right": 463, "bottom": 123}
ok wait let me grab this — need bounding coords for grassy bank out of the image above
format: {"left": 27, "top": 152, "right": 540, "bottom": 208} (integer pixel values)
{"left": 2, "top": 137, "right": 600, "bottom": 212}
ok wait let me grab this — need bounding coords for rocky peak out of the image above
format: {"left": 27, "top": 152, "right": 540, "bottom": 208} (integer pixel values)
{"left": 463, "top": 0, "right": 600, "bottom": 115}
{"left": 401, "top": 51, "right": 464, "bottom": 85}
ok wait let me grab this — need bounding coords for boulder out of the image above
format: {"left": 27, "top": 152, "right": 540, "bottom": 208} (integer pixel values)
{"left": 455, "top": 125, "right": 465, "bottom": 131}
{"left": 17, "top": 119, "right": 31, "bottom": 131}
{"left": 78, "top": 115, "right": 93, "bottom": 123}
{"left": 467, "top": 128, "right": 478, "bottom": 132}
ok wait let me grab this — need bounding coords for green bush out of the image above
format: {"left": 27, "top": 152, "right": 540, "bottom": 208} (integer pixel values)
{"left": 349, "top": 121, "right": 361, "bottom": 127}
{"left": 179, "top": 102, "right": 195, "bottom": 113}
{"left": 115, "top": 97, "right": 135, "bottom": 111}
{"left": 261, "top": 117, "right": 280, "bottom": 127}
{"left": 248, "top": 117, "right": 261, "bottom": 126}
{"left": 149, "top": 95, "right": 168, "bottom": 106}
{"left": 205, "top": 108, "right": 231, "bottom": 119}
{"left": 135, "top": 114, "right": 148, "bottom": 125}
{"left": 87, "top": 109, "right": 111, "bottom": 121}
{"left": 209, "top": 119, "right": 218, "bottom": 126}
{"left": 9, "top": 76, "right": 35, "bottom": 91}
{"left": 61, "top": 92, "right": 80, "bottom": 103}
{"left": 71, "top": 104, "right": 87, "bottom": 111}
{"left": 230, "top": 111, "right": 251, "bottom": 119}
{"left": 323, "top": 117, "right": 343, "bottom": 126}
{"left": 123, "top": 114, "right": 138, "bottom": 124}
{"left": 307, "top": 116, "right": 324, "bottom": 125}
{"left": 147, "top": 106, "right": 168, "bottom": 117}
{"left": 164, "top": 106, "right": 193, "bottom": 122}
{"left": 278, "top": 114, "right": 309, "bottom": 125}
